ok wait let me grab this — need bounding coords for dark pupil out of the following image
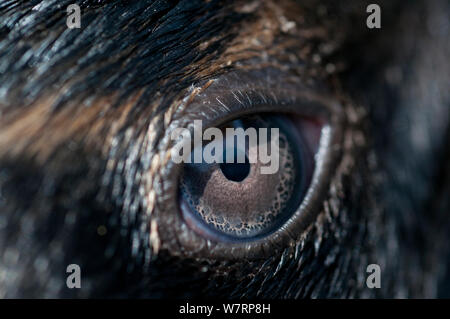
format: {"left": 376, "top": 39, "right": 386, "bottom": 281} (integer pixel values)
{"left": 220, "top": 149, "right": 250, "bottom": 182}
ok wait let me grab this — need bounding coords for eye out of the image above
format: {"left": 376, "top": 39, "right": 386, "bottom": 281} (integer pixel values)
{"left": 157, "top": 69, "right": 344, "bottom": 259}
{"left": 179, "top": 113, "right": 322, "bottom": 242}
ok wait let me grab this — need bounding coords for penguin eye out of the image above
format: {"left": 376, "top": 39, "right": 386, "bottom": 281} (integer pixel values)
{"left": 179, "top": 113, "right": 322, "bottom": 242}
{"left": 159, "top": 69, "right": 344, "bottom": 258}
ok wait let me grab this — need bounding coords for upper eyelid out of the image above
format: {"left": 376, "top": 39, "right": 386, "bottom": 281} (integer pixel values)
{"left": 169, "top": 69, "right": 343, "bottom": 131}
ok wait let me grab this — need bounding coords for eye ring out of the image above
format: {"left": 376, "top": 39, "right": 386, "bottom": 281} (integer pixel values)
{"left": 153, "top": 68, "right": 345, "bottom": 260}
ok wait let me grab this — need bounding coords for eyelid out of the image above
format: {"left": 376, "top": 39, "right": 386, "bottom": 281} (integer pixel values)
{"left": 172, "top": 70, "right": 341, "bottom": 130}
{"left": 156, "top": 68, "right": 345, "bottom": 260}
